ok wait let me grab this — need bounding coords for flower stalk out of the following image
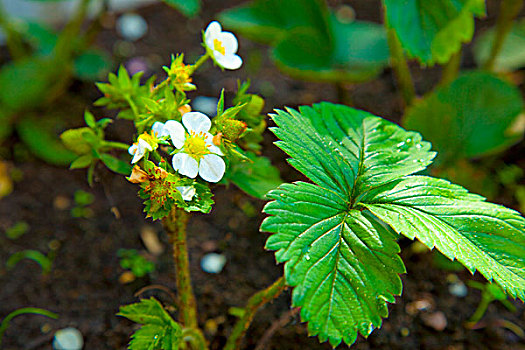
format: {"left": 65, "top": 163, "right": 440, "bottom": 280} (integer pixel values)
{"left": 224, "top": 277, "right": 287, "bottom": 350}
{"left": 384, "top": 15, "right": 416, "bottom": 106}
{"left": 483, "top": 0, "right": 524, "bottom": 71}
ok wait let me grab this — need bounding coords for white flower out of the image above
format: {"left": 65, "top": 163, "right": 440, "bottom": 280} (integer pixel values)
{"left": 163, "top": 112, "right": 225, "bottom": 183}
{"left": 204, "top": 21, "right": 242, "bottom": 70}
{"left": 128, "top": 137, "right": 153, "bottom": 164}
{"left": 152, "top": 121, "right": 170, "bottom": 138}
{"left": 177, "top": 186, "right": 196, "bottom": 201}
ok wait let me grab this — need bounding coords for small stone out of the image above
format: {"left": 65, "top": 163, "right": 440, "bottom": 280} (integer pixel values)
{"left": 53, "top": 327, "right": 83, "bottom": 350}
{"left": 116, "top": 13, "right": 148, "bottom": 42}
{"left": 54, "top": 195, "right": 70, "bottom": 210}
{"left": 400, "top": 327, "right": 410, "bottom": 337}
{"left": 140, "top": 226, "right": 164, "bottom": 256}
{"left": 119, "top": 271, "right": 136, "bottom": 284}
{"left": 449, "top": 280, "right": 468, "bottom": 298}
{"left": 421, "top": 311, "right": 447, "bottom": 331}
{"left": 192, "top": 96, "right": 219, "bottom": 117}
{"left": 200, "top": 253, "right": 226, "bottom": 274}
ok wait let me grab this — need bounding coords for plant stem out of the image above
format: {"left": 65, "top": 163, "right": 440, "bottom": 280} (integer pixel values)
{"left": 335, "top": 82, "right": 353, "bottom": 106}
{"left": 383, "top": 8, "right": 415, "bottom": 107}
{"left": 439, "top": 50, "right": 462, "bottom": 87}
{"left": 0, "top": 0, "right": 27, "bottom": 60}
{"left": 466, "top": 292, "right": 493, "bottom": 327}
{"left": 100, "top": 140, "right": 130, "bottom": 151}
{"left": 483, "top": 0, "right": 524, "bottom": 71}
{"left": 0, "top": 308, "right": 58, "bottom": 347}
{"left": 224, "top": 277, "right": 287, "bottom": 350}
{"left": 162, "top": 208, "right": 198, "bottom": 328}
{"left": 190, "top": 53, "right": 210, "bottom": 74}
{"left": 385, "top": 24, "right": 416, "bottom": 106}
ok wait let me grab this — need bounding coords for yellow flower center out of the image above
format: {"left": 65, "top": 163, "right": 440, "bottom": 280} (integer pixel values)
{"left": 184, "top": 131, "right": 211, "bottom": 161}
{"left": 213, "top": 39, "right": 226, "bottom": 55}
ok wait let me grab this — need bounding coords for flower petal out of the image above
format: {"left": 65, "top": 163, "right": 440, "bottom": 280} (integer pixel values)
{"left": 172, "top": 153, "right": 199, "bottom": 178}
{"left": 128, "top": 144, "right": 138, "bottom": 156}
{"left": 164, "top": 120, "right": 186, "bottom": 149}
{"left": 205, "top": 21, "right": 222, "bottom": 48}
{"left": 131, "top": 149, "right": 144, "bottom": 164}
{"left": 199, "top": 154, "right": 225, "bottom": 183}
{"left": 218, "top": 32, "right": 238, "bottom": 54}
{"left": 215, "top": 54, "right": 242, "bottom": 70}
{"left": 183, "top": 112, "right": 212, "bottom": 133}
{"left": 152, "top": 121, "right": 167, "bottom": 138}
{"left": 138, "top": 138, "right": 153, "bottom": 152}
{"left": 204, "top": 135, "right": 223, "bottom": 156}
{"left": 176, "top": 186, "right": 196, "bottom": 201}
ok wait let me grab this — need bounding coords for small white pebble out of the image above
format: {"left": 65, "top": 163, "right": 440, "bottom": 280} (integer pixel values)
{"left": 449, "top": 280, "right": 468, "bottom": 298}
{"left": 192, "top": 96, "right": 219, "bottom": 117}
{"left": 117, "top": 13, "right": 148, "bottom": 41}
{"left": 53, "top": 327, "right": 84, "bottom": 350}
{"left": 201, "top": 253, "right": 226, "bottom": 274}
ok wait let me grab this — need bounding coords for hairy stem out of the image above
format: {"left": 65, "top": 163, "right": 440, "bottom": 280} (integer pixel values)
{"left": 163, "top": 208, "right": 207, "bottom": 349}
{"left": 224, "top": 277, "right": 287, "bottom": 350}
{"left": 483, "top": 0, "right": 524, "bottom": 71}
{"left": 439, "top": 50, "right": 462, "bottom": 87}
{"left": 162, "top": 208, "right": 198, "bottom": 328}
{"left": 385, "top": 21, "right": 416, "bottom": 106}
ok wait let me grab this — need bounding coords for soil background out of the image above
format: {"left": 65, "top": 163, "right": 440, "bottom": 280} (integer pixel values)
{"left": 1, "top": 0, "right": 524, "bottom": 349}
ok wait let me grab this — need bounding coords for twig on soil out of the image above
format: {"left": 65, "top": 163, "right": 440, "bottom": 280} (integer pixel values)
{"left": 254, "top": 307, "right": 300, "bottom": 350}
{"left": 134, "top": 284, "right": 178, "bottom": 305}
{"left": 224, "top": 277, "right": 287, "bottom": 350}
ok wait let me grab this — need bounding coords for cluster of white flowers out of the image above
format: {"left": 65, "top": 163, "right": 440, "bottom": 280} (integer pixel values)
{"left": 127, "top": 21, "right": 241, "bottom": 201}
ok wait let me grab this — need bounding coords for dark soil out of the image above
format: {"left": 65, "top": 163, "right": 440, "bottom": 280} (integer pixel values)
{"left": 1, "top": 1, "right": 524, "bottom": 349}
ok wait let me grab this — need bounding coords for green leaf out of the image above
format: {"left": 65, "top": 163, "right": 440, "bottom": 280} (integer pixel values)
{"left": 403, "top": 71, "right": 524, "bottom": 165}
{"left": 73, "top": 49, "right": 113, "bottom": 81}
{"left": 162, "top": 0, "right": 201, "bottom": 17}
{"left": 17, "top": 115, "right": 77, "bottom": 166}
{"left": 384, "top": 0, "right": 485, "bottom": 64}
{"left": 261, "top": 102, "right": 525, "bottom": 346}
{"left": 360, "top": 175, "right": 525, "bottom": 300}
{"left": 70, "top": 154, "right": 93, "bottom": 169}
{"left": 61, "top": 127, "right": 95, "bottom": 155}
{"left": 262, "top": 103, "right": 435, "bottom": 346}
{"left": 218, "top": 0, "right": 332, "bottom": 44}
{"left": 473, "top": 18, "right": 525, "bottom": 71}
{"left": 272, "top": 18, "right": 389, "bottom": 83}
{"left": 100, "top": 154, "right": 132, "bottom": 175}
{"left": 118, "top": 297, "right": 182, "bottom": 350}
{"left": 228, "top": 152, "right": 282, "bottom": 199}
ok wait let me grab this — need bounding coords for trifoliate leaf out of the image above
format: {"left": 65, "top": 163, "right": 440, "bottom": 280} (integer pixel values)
{"left": 261, "top": 102, "right": 525, "bottom": 347}
{"left": 403, "top": 71, "right": 524, "bottom": 165}
{"left": 384, "top": 0, "right": 485, "bottom": 64}
{"left": 118, "top": 297, "right": 182, "bottom": 350}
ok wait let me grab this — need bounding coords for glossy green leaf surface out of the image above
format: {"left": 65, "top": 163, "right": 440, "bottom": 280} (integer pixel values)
{"left": 384, "top": 0, "right": 485, "bottom": 64}
{"left": 118, "top": 297, "right": 182, "bottom": 350}
{"left": 404, "top": 71, "right": 524, "bottom": 165}
{"left": 474, "top": 18, "right": 525, "bottom": 71}
{"left": 261, "top": 102, "right": 525, "bottom": 347}
{"left": 361, "top": 175, "right": 525, "bottom": 300}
